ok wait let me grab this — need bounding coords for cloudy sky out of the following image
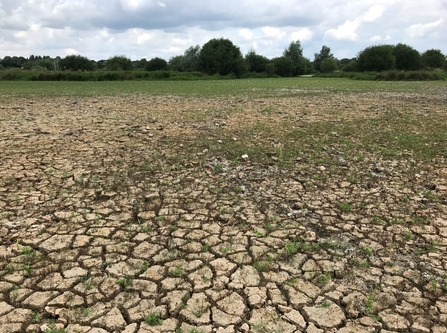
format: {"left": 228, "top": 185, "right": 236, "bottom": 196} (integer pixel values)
{"left": 1, "top": 0, "right": 446, "bottom": 61}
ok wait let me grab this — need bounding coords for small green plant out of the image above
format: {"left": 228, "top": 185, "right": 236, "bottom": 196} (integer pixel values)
{"left": 314, "top": 273, "right": 331, "bottom": 287}
{"left": 362, "top": 246, "right": 373, "bottom": 256}
{"left": 171, "top": 266, "right": 183, "bottom": 277}
{"left": 371, "top": 216, "right": 386, "bottom": 225}
{"left": 83, "top": 307, "right": 91, "bottom": 317}
{"left": 22, "top": 264, "right": 32, "bottom": 276}
{"left": 316, "top": 300, "right": 331, "bottom": 308}
{"left": 145, "top": 313, "right": 163, "bottom": 326}
{"left": 142, "top": 224, "right": 153, "bottom": 234}
{"left": 116, "top": 276, "right": 133, "bottom": 289}
{"left": 253, "top": 230, "right": 265, "bottom": 237}
{"left": 390, "top": 217, "right": 405, "bottom": 225}
{"left": 253, "top": 259, "right": 268, "bottom": 272}
{"left": 365, "top": 295, "right": 374, "bottom": 314}
{"left": 285, "top": 241, "right": 300, "bottom": 256}
{"left": 336, "top": 201, "right": 352, "bottom": 213}
{"left": 33, "top": 312, "right": 41, "bottom": 323}
{"left": 285, "top": 277, "right": 297, "bottom": 286}
{"left": 350, "top": 258, "right": 369, "bottom": 268}
{"left": 264, "top": 221, "right": 276, "bottom": 232}
{"left": 203, "top": 243, "right": 209, "bottom": 252}
{"left": 348, "top": 176, "right": 358, "bottom": 184}
{"left": 213, "top": 164, "right": 224, "bottom": 173}
{"left": 403, "top": 230, "right": 414, "bottom": 241}
{"left": 6, "top": 263, "right": 14, "bottom": 274}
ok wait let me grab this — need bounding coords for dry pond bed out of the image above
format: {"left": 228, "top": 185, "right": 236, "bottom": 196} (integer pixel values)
{"left": 0, "top": 83, "right": 446, "bottom": 333}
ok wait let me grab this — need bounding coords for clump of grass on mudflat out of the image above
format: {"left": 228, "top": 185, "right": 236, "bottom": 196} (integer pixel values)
{"left": 176, "top": 107, "right": 446, "bottom": 170}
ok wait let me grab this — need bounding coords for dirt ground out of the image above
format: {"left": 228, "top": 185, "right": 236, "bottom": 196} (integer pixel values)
{"left": 0, "top": 91, "right": 446, "bottom": 333}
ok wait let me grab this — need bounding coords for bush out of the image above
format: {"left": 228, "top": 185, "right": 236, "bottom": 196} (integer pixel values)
{"left": 145, "top": 57, "right": 168, "bottom": 71}
{"left": 320, "top": 58, "right": 338, "bottom": 73}
{"left": 105, "top": 55, "right": 133, "bottom": 71}
{"left": 198, "top": 38, "right": 246, "bottom": 76}
{"left": 357, "top": 45, "right": 395, "bottom": 71}
{"left": 422, "top": 49, "right": 445, "bottom": 69}
{"left": 270, "top": 57, "right": 295, "bottom": 77}
{"left": 341, "top": 60, "right": 358, "bottom": 72}
{"left": 393, "top": 43, "right": 422, "bottom": 70}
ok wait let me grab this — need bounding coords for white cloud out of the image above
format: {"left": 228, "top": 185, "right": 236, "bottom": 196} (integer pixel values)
{"left": 370, "top": 35, "right": 382, "bottom": 42}
{"left": 363, "top": 5, "right": 385, "bottom": 22}
{"left": 324, "top": 20, "right": 360, "bottom": 41}
{"left": 262, "top": 26, "right": 286, "bottom": 39}
{"left": 120, "top": 0, "right": 146, "bottom": 11}
{"left": 406, "top": 18, "right": 444, "bottom": 37}
{"left": 136, "top": 32, "right": 154, "bottom": 45}
{"left": 14, "top": 31, "right": 27, "bottom": 38}
{"left": 63, "top": 48, "right": 77, "bottom": 55}
{"left": 291, "top": 28, "right": 313, "bottom": 42}
{"left": 239, "top": 28, "right": 253, "bottom": 40}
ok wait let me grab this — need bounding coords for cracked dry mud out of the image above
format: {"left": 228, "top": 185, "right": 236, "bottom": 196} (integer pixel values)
{"left": 0, "top": 89, "right": 446, "bottom": 333}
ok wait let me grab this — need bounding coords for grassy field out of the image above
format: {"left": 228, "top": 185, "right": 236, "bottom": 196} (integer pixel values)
{"left": 1, "top": 77, "right": 446, "bottom": 97}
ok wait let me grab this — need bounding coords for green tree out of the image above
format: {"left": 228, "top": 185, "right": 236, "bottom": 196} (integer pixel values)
{"left": 421, "top": 49, "right": 445, "bottom": 68}
{"left": 357, "top": 45, "right": 395, "bottom": 71}
{"left": 245, "top": 48, "right": 269, "bottom": 73}
{"left": 271, "top": 56, "right": 295, "bottom": 77}
{"left": 60, "top": 55, "right": 95, "bottom": 71}
{"left": 320, "top": 58, "right": 338, "bottom": 73}
{"left": 168, "top": 55, "right": 183, "bottom": 71}
{"left": 1, "top": 56, "right": 26, "bottom": 68}
{"left": 393, "top": 43, "right": 422, "bottom": 70}
{"left": 133, "top": 58, "right": 148, "bottom": 70}
{"left": 341, "top": 59, "right": 358, "bottom": 72}
{"left": 198, "top": 38, "right": 246, "bottom": 76}
{"left": 105, "top": 55, "right": 133, "bottom": 71}
{"left": 145, "top": 57, "right": 168, "bottom": 71}
{"left": 180, "top": 45, "right": 201, "bottom": 72}
{"left": 283, "top": 40, "right": 311, "bottom": 75}
{"left": 314, "top": 45, "right": 333, "bottom": 72}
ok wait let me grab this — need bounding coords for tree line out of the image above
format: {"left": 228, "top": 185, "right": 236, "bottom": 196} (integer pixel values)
{"left": 1, "top": 39, "right": 446, "bottom": 77}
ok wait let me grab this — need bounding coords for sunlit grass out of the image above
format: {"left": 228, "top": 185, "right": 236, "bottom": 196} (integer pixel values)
{"left": 0, "top": 78, "right": 445, "bottom": 98}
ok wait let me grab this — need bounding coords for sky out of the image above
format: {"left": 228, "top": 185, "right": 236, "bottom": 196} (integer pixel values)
{"left": 1, "top": 0, "right": 446, "bottom": 61}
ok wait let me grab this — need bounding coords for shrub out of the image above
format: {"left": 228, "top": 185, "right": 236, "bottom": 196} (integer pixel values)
{"left": 357, "top": 45, "right": 395, "bottom": 71}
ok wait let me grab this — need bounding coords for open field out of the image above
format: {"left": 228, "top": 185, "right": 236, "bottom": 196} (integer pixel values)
{"left": 0, "top": 78, "right": 446, "bottom": 333}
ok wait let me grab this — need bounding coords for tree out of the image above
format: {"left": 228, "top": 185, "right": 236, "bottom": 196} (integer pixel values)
{"left": 320, "top": 58, "right": 338, "bottom": 73}
{"left": 245, "top": 48, "right": 269, "bottom": 73}
{"left": 341, "top": 59, "right": 358, "bottom": 72}
{"left": 168, "top": 55, "right": 183, "bottom": 71}
{"left": 357, "top": 45, "right": 395, "bottom": 71}
{"left": 283, "top": 40, "right": 310, "bottom": 75}
{"left": 270, "top": 56, "right": 295, "bottom": 77}
{"left": 133, "top": 58, "right": 148, "bottom": 70}
{"left": 60, "top": 55, "right": 95, "bottom": 71}
{"left": 105, "top": 55, "right": 133, "bottom": 71}
{"left": 145, "top": 57, "right": 168, "bottom": 71}
{"left": 314, "top": 45, "right": 333, "bottom": 72}
{"left": 180, "top": 45, "right": 201, "bottom": 72}
{"left": 0, "top": 56, "right": 26, "bottom": 68}
{"left": 198, "top": 38, "right": 246, "bottom": 76}
{"left": 393, "top": 43, "right": 422, "bottom": 70}
{"left": 421, "top": 49, "right": 445, "bottom": 68}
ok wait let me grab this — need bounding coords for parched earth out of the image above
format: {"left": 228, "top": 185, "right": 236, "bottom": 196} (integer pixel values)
{"left": 0, "top": 90, "right": 446, "bottom": 333}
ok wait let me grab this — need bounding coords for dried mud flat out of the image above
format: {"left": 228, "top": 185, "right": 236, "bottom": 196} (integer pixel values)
{"left": 0, "top": 90, "right": 446, "bottom": 333}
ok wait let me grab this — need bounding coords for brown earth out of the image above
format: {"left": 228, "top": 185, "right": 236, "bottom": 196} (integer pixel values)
{"left": 0, "top": 91, "right": 446, "bottom": 333}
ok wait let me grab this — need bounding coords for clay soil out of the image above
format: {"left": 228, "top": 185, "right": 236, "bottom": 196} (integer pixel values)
{"left": 0, "top": 84, "right": 446, "bottom": 333}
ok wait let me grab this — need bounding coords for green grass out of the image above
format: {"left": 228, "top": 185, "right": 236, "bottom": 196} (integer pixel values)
{"left": 1, "top": 78, "right": 446, "bottom": 98}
